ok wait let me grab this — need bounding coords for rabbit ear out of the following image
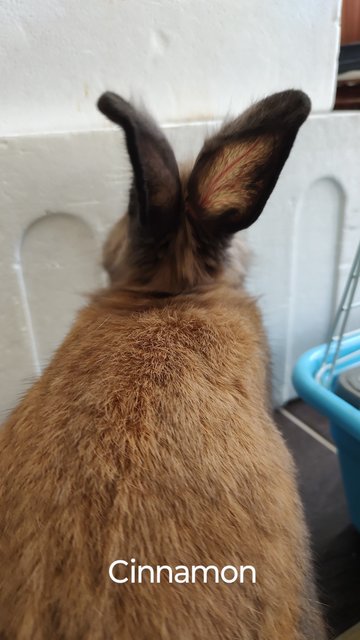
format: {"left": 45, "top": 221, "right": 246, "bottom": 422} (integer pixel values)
{"left": 186, "top": 90, "right": 310, "bottom": 236}
{"left": 97, "top": 92, "right": 182, "bottom": 238}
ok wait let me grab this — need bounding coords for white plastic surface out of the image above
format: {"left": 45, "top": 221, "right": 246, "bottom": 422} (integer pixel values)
{"left": 0, "top": 0, "right": 341, "bottom": 136}
{"left": 1, "top": 111, "right": 360, "bottom": 416}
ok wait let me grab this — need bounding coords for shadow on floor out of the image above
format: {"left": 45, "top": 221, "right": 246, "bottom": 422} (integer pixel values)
{"left": 275, "top": 401, "right": 360, "bottom": 638}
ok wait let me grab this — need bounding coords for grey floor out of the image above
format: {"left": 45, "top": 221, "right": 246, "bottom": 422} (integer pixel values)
{"left": 276, "top": 401, "right": 360, "bottom": 638}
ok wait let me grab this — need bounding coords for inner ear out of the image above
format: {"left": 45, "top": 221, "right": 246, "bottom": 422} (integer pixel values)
{"left": 186, "top": 90, "right": 311, "bottom": 236}
{"left": 188, "top": 134, "right": 276, "bottom": 226}
{"left": 98, "top": 92, "right": 182, "bottom": 240}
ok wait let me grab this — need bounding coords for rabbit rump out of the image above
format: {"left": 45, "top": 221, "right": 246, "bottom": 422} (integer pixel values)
{"left": 0, "top": 90, "right": 326, "bottom": 639}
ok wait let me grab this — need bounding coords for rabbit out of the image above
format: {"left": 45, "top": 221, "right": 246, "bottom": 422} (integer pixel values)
{"left": 0, "top": 89, "right": 327, "bottom": 640}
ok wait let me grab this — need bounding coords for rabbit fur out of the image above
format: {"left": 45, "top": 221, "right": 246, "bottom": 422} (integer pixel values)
{"left": 0, "top": 90, "right": 327, "bottom": 640}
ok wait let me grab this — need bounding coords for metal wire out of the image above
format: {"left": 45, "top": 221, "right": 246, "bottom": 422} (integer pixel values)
{"left": 319, "top": 240, "right": 360, "bottom": 387}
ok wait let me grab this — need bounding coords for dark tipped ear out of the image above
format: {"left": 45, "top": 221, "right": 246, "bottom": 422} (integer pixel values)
{"left": 97, "top": 92, "right": 182, "bottom": 238}
{"left": 186, "top": 90, "right": 311, "bottom": 236}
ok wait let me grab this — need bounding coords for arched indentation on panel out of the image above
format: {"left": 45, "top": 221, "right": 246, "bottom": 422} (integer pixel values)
{"left": 287, "top": 177, "right": 345, "bottom": 394}
{"left": 19, "top": 212, "right": 102, "bottom": 371}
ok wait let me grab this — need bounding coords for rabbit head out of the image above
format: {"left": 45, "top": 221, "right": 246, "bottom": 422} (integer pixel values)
{"left": 98, "top": 90, "right": 310, "bottom": 293}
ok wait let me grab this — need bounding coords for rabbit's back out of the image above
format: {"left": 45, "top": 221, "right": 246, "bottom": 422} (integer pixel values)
{"left": 0, "top": 289, "right": 321, "bottom": 639}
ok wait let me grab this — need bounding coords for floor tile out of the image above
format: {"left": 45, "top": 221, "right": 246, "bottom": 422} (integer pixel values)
{"left": 274, "top": 409, "right": 360, "bottom": 638}
{"left": 319, "top": 525, "right": 360, "bottom": 637}
{"left": 274, "top": 410, "right": 349, "bottom": 554}
{"left": 286, "top": 398, "right": 333, "bottom": 442}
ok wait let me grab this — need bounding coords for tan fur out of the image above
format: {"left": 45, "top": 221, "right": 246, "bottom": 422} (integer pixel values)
{"left": 0, "top": 91, "right": 326, "bottom": 639}
{"left": 196, "top": 137, "right": 274, "bottom": 215}
{"left": 0, "top": 250, "right": 326, "bottom": 639}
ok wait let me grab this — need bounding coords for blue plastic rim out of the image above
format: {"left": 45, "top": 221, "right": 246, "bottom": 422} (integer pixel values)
{"left": 292, "top": 331, "right": 360, "bottom": 531}
{"left": 292, "top": 331, "right": 360, "bottom": 441}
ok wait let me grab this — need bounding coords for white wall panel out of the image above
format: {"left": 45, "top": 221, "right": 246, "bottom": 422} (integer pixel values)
{"left": 1, "top": 111, "right": 360, "bottom": 415}
{"left": 0, "top": 0, "right": 341, "bottom": 136}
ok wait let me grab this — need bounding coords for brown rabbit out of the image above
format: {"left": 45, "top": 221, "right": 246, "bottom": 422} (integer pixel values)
{"left": 0, "top": 90, "right": 327, "bottom": 640}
